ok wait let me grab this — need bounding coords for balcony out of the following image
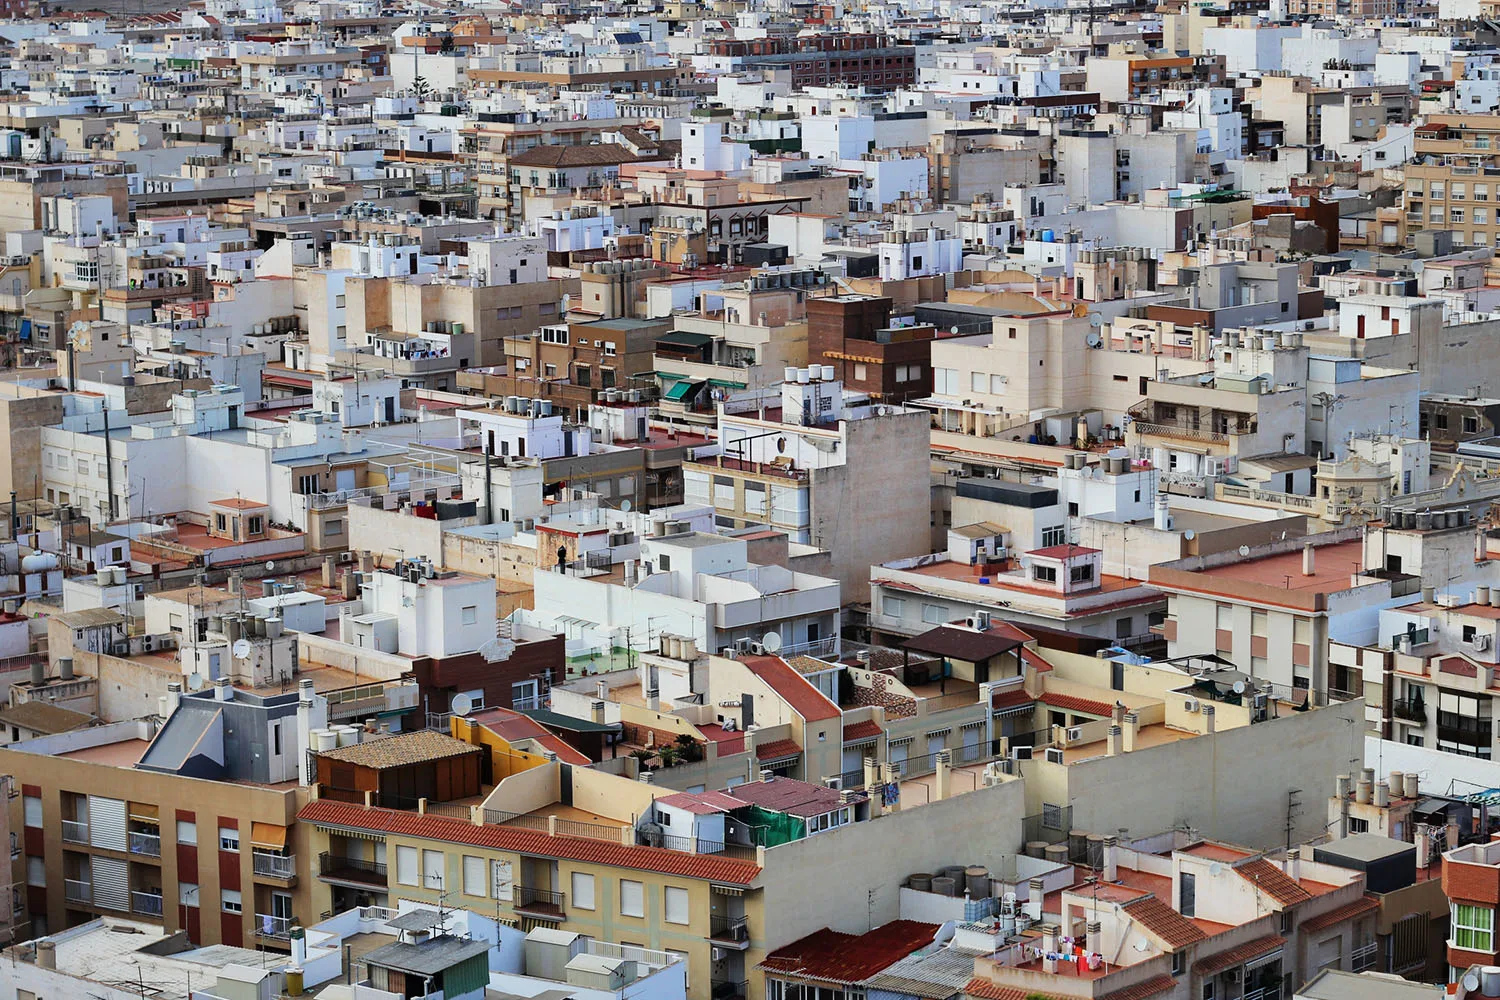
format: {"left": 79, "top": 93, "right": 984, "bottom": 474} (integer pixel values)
{"left": 712, "top": 980, "right": 749, "bottom": 1000}
{"left": 1393, "top": 697, "right": 1427, "bottom": 724}
{"left": 64, "top": 878, "right": 91, "bottom": 904}
{"left": 132, "top": 890, "right": 164, "bottom": 917}
{"left": 513, "top": 885, "right": 566, "bottom": 920}
{"left": 252, "top": 851, "right": 296, "bottom": 881}
{"left": 710, "top": 914, "right": 751, "bottom": 949}
{"left": 62, "top": 820, "right": 89, "bottom": 845}
{"left": 319, "top": 852, "right": 388, "bottom": 887}
{"left": 255, "top": 913, "right": 293, "bottom": 939}
{"left": 129, "top": 831, "right": 162, "bottom": 858}
{"left": 1352, "top": 941, "right": 1378, "bottom": 972}
{"left": 1130, "top": 420, "right": 1230, "bottom": 445}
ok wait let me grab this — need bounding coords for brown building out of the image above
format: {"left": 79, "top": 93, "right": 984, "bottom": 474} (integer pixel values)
{"left": 807, "top": 295, "right": 934, "bottom": 402}
{"left": 707, "top": 34, "right": 916, "bottom": 90}
{"left": 313, "top": 730, "right": 484, "bottom": 809}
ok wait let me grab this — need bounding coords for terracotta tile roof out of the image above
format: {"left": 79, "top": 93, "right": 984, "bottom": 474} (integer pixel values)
{"left": 755, "top": 738, "right": 804, "bottom": 760}
{"left": 1099, "top": 975, "right": 1178, "bottom": 1000}
{"left": 1038, "top": 691, "right": 1116, "bottom": 717}
{"left": 1123, "top": 896, "right": 1208, "bottom": 947}
{"left": 844, "top": 719, "right": 884, "bottom": 742}
{"left": 1296, "top": 895, "right": 1378, "bottom": 933}
{"left": 299, "top": 800, "right": 762, "bottom": 884}
{"left": 992, "top": 688, "right": 1036, "bottom": 710}
{"left": 1193, "top": 935, "right": 1285, "bottom": 976}
{"left": 316, "top": 730, "right": 482, "bottom": 769}
{"left": 903, "top": 624, "right": 1028, "bottom": 662}
{"left": 533, "top": 734, "right": 592, "bottom": 765}
{"left": 508, "top": 142, "right": 641, "bottom": 168}
{"left": 745, "top": 655, "right": 841, "bottom": 722}
{"left": 1028, "top": 544, "right": 1100, "bottom": 560}
{"left": 965, "top": 979, "right": 1065, "bottom": 1000}
{"left": 1235, "top": 860, "right": 1313, "bottom": 905}
{"left": 759, "top": 921, "right": 938, "bottom": 983}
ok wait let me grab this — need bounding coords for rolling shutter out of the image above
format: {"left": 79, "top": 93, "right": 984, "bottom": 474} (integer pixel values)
{"left": 89, "top": 796, "right": 127, "bottom": 852}
{"left": 92, "top": 856, "right": 129, "bottom": 911}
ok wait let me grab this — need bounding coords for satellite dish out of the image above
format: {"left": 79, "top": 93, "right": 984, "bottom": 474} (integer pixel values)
{"left": 761, "top": 631, "right": 783, "bottom": 653}
{"left": 619, "top": 499, "right": 632, "bottom": 513}
{"left": 265, "top": 561, "right": 276, "bottom": 572}
{"left": 187, "top": 673, "right": 206, "bottom": 691}
{"left": 1464, "top": 973, "right": 1482, "bottom": 993}
{"left": 1232, "top": 680, "right": 1247, "bottom": 695}
{"left": 1238, "top": 545, "right": 1252, "bottom": 557}
{"left": 1085, "top": 331, "right": 1103, "bottom": 349}
{"left": 950, "top": 325, "right": 960, "bottom": 335}
{"left": 451, "top": 693, "right": 474, "bottom": 717}
{"left": 1208, "top": 862, "right": 1225, "bottom": 877}
{"left": 232, "top": 639, "right": 251, "bottom": 659}
{"left": 1182, "top": 529, "right": 1196, "bottom": 541}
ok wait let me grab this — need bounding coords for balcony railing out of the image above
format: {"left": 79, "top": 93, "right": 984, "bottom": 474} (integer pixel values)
{"left": 1393, "top": 698, "right": 1427, "bottom": 724}
{"left": 1352, "top": 941, "right": 1378, "bottom": 972}
{"left": 319, "top": 852, "right": 388, "bottom": 885}
{"left": 64, "top": 878, "right": 91, "bottom": 904}
{"left": 253, "top": 851, "right": 296, "bottom": 879}
{"left": 712, "top": 980, "right": 750, "bottom": 1000}
{"left": 255, "top": 913, "right": 293, "bottom": 938}
{"left": 132, "top": 890, "right": 164, "bottom": 916}
{"left": 129, "top": 831, "right": 162, "bottom": 857}
{"left": 62, "top": 820, "right": 89, "bottom": 844}
{"left": 1130, "top": 420, "right": 1231, "bottom": 445}
{"left": 513, "top": 885, "right": 566, "bottom": 918}
{"left": 710, "top": 914, "right": 750, "bottom": 944}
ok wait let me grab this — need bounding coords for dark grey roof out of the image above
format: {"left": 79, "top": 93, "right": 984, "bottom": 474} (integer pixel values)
{"left": 137, "top": 705, "right": 221, "bottom": 772}
{"left": 364, "top": 936, "right": 491, "bottom": 976}
{"left": 388, "top": 909, "right": 449, "bottom": 931}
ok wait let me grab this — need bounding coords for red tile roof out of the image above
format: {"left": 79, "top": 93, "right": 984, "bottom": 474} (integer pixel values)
{"left": 298, "top": 800, "right": 761, "bottom": 885}
{"left": 744, "top": 655, "right": 841, "bottom": 722}
{"left": 1235, "top": 860, "right": 1312, "bottom": 906}
{"left": 759, "top": 921, "right": 938, "bottom": 983}
{"left": 755, "top": 738, "right": 804, "bottom": 761}
{"left": 844, "top": 719, "right": 884, "bottom": 742}
{"left": 965, "top": 980, "right": 1064, "bottom": 1000}
{"left": 993, "top": 688, "right": 1036, "bottom": 709}
{"left": 1193, "top": 935, "right": 1285, "bottom": 976}
{"left": 534, "top": 734, "right": 592, "bottom": 765}
{"left": 1099, "top": 975, "right": 1178, "bottom": 1000}
{"left": 1028, "top": 544, "right": 1101, "bottom": 560}
{"left": 1296, "top": 895, "right": 1378, "bottom": 933}
{"left": 1039, "top": 691, "right": 1116, "bottom": 717}
{"left": 1123, "top": 896, "right": 1207, "bottom": 947}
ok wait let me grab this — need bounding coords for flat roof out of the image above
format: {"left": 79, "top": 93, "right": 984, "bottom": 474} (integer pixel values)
{"left": 1297, "top": 969, "right": 1442, "bottom": 1000}
{"left": 1182, "top": 539, "right": 1368, "bottom": 595}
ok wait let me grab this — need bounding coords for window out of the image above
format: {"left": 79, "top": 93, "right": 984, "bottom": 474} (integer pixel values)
{"left": 422, "top": 849, "right": 444, "bottom": 889}
{"left": 462, "top": 855, "right": 486, "bottom": 897}
{"left": 461, "top": 605, "right": 477, "bottom": 626}
{"left": 23, "top": 796, "right": 40, "bottom": 828}
{"left": 620, "top": 879, "right": 645, "bottom": 917}
{"left": 1069, "top": 563, "right": 1094, "bottom": 584}
{"left": 1216, "top": 604, "right": 1233, "bottom": 630}
{"left": 219, "top": 826, "right": 239, "bottom": 852}
{"left": 1455, "top": 904, "right": 1495, "bottom": 951}
{"left": 1041, "top": 524, "right": 1067, "bottom": 547}
{"left": 1171, "top": 952, "right": 1185, "bottom": 976}
{"left": 396, "top": 845, "right": 418, "bottom": 886}
{"left": 1252, "top": 610, "right": 1268, "bottom": 636}
{"left": 921, "top": 603, "right": 946, "bottom": 625}
{"left": 1465, "top": 416, "right": 1480, "bottom": 434}
{"left": 883, "top": 596, "right": 905, "bottom": 617}
{"left": 572, "top": 872, "right": 596, "bottom": 910}
{"left": 990, "top": 374, "right": 1006, "bottom": 394}
{"left": 664, "top": 885, "right": 690, "bottom": 924}
{"left": 177, "top": 820, "right": 196, "bottom": 844}
{"left": 854, "top": 364, "right": 867, "bottom": 381}
{"left": 26, "top": 857, "right": 43, "bottom": 886}
{"left": 221, "top": 888, "right": 242, "bottom": 913}
{"left": 179, "top": 882, "right": 199, "bottom": 906}
{"left": 972, "top": 372, "right": 986, "bottom": 393}
{"left": 1179, "top": 871, "right": 1196, "bottom": 918}
{"left": 1032, "top": 565, "right": 1058, "bottom": 583}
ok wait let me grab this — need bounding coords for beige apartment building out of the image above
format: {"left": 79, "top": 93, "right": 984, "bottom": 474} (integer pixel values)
{"left": 1401, "top": 115, "right": 1500, "bottom": 250}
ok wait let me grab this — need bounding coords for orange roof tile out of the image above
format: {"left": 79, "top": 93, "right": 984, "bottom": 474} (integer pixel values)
{"left": 745, "top": 655, "right": 841, "bottom": 722}
{"left": 756, "top": 738, "right": 804, "bottom": 760}
{"left": 1123, "top": 896, "right": 1208, "bottom": 947}
{"left": 760, "top": 922, "right": 938, "bottom": 983}
{"left": 966, "top": 979, "right": 1064, "bottom": 1000}
{"left": 1194, "top": 935, "right": 1285, "bottom": 976}
{"left": 298, "top": 800, "right": 761, "bottom": 885}
{"left": 1235, "top": 860, "right": 1312, "bottom": 906}
{"left": 1099, "top": 975, "right": 1179, "bottom": 1000}
{"left": 844, "top": 719, "right": 884, "bottom": 742}
{"left": 1039, "top": 691, "right": 1116, "bottom": 717}
{"left": 993, "top": 688, "right": 1036, "bottom": 710}
{"left": 1296, "top": 895, "right": 1378, "bottom": 933}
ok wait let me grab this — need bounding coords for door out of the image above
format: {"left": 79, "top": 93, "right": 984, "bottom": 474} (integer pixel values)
{"left": 335, "top": 468, "right": 356, "bottom": 492}
{"left": 961, "top": 726, "right": 981, "bottom": 762}
{"left": 384, "top": 397, "right": 395, "bottom": 423}
{"left": 889, "top": 741, "right": 909, "bottom": 772}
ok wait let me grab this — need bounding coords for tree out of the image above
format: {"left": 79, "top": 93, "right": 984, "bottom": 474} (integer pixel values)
{"left": 411, "top": 76, "right": 432, "bottom": 102}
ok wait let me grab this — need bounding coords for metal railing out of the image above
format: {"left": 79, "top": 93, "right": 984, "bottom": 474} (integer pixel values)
{"left": 253, "top": 851, "right": 296, "bottom": 879}
{"left": 62, "top": 820, "right": 89, "bottom": 844}
{"left": 1351, "top": 942, "right": 1378, "bottom": 972}
{"left": 255, "top": 913, "right": 293, "bottom": 938}
{"left": 555, "top": 817, "right": 624, "bottom": 840}
{"left": 710, "top": 914, "right": 750, "bottom": 942}
{"left": 319, "top": 853, "right": 388, "bottom": 883}
{"left": 1130, "top": 420, "right": 1230, "bottom": 444}
{"left": 1393, "top": 697, "right": 1427, "bottom": 724}
{"left": 129, "top": 831, "right": 161, "bottom": 857}
{"left": 514, "top": 886, "right": 566, "bottom": 914}
{"left": 64, "top": 878, "right": 91, "bottom": 903}
{"left": 132, "top": 890, "right": 164, "bottom": 916}
{"left": 712, "top": 980, "right": 749, "bottom": 1000}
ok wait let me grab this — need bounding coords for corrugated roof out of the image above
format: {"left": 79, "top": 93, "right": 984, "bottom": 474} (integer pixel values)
{"left": 1234, "top": 860, "right": 1312, "bottom": 906}
{"left": 863, "top": 944, "right": 980, "bottom": 998}
{"left": 299, "top": 800, "right": 762, "bottom": 884}
{"left": 759, "top": 921, "right": 939, "bottom": 984}
{"left": 316, "top": 730, "right": 482, "bottom": 769}
{"left": 1122, "top": 896, "right": 1206, "bottom": 947}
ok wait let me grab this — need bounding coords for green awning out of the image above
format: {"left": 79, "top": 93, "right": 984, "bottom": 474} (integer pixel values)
{"left": 657, "top": 331, "right": 715, "bottom": 348}
{"left": 665, "top": 380, "right": 701, "bottom": 401}
{"left": 655, "top": 371, "right": 687, "bottom": 383}
{"left": 708, "top": 378, "right": 746, "bottom": 389}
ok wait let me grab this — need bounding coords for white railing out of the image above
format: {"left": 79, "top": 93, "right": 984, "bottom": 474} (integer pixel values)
{"left": 255, "top": 913, "right": 292, "bottom": 938}
{"left": 1351, "top": 942, "right": 1378, "bottom": 971}
{"left": 62, "top": 820, "right": 88, "bottom": 844}
{"left": 64, "top": 878, "right": 91, "bottom": 903}
{"left": 252, "top": 851, "right": 295, "bottom": 878}
{"left": 129, "top": 831, "right": 161, "bottom": 857}
{"left": 132, "top": 890, "right": 164, "bottom": 916}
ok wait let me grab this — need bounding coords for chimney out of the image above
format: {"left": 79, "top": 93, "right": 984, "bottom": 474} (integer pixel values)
{"left": 227, "top": 571, "right": 241, "bottom": 596}
{"left": 863, "top": 754, "right": 881, "bottom": 791}
{"left": 1356, "top": 769, "right": 1373, "bottom": 804}
{"left": 341, "top": 569, "right": 357, "bottom": 600}
{"left": 161, "top": 681, "right": 183, "bottom": 718}
{"left": 1202, "top": 705, "right": 1215, "bottom": 734}
{"left": 1375, "top": 780, "right": 1390, "bottom": 808}
{"left": 322, "top": 556, "right": 337, "bottom": 588}
{"left": 1447, "top": 818, "right": 1461, "bottom": 853}
{"left": 215, "top": 676, "right": 233, "bottom": 702}
{"left": 1285, "top": 847, "right": 1301, "bottom": 882}
{"left": 1107, "top": 725, "right": 1123, "bottom": 755}
{"left": 1122, "top": 712, "right": 1138, "bottom": 753}
{"left": 935, "top": 749, "right": 952, "bottom": 801}
{"left": 1026, "top": 878, "right": 1044, "bottom": 923}
{"left": 1103, "top": 835, "right": 1118, "bottom": 881}
{"left": 1302, "top": 543, "right": 1316, "bottom": 577}
{"left": 1414, "top": 823, "right": 1431, "bottom": 868}
{"left": 1111, "top": 701, "right": 1126, "bottom": 727}
{"left": 759, "top": 769, "right": 774, "bottom": 783}
{"left": 35, "top": 940, "right": 55, "bottom": 970}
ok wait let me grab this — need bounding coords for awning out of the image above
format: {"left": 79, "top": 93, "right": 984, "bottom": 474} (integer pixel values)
{"left": 656, "top": 371, "right": 687, "bottom": 383}
{"left": 708, "top": 378, "right": 747, "bottom": 388}
{"left": 665, "top": 380, "right": 702, "bottom": 401}
{"left": 129, "top": 803, "right": 159, "bottom": 822}
{"left": 657, "top": 331, "right": 715, "bottom": 348}
{"left": 250, "top": 822, "right": 287, "bottom": 851}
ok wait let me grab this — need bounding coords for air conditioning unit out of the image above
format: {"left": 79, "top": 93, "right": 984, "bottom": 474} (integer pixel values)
{"left": 824, "top": 775, "right": 842, "bottom": 790}
{"left": 1044, "top": 747, "right": 1065, "bottom": 763}
{"left": 1475, "top": 634, "right": 1492, "bottom": 652}
{"left": 1183, "top": 698, "right": 1200, "bottom": 713}
{"left": 1065, "top": 726, "right": 1081, "bottom": 741}
{"left": 712, "top": 948, "right": 726, "bottom": 961}
{"left": 1012, "top": 746, "right": 1033, "bottom": 761}
{"left": 338, "top": 550, "right": 356, "bottom": 564}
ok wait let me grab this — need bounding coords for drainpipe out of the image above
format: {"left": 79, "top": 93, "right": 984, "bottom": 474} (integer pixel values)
{"left": 102, "top": 407, "right": 116, "bottom": 520}
{"left": 483, "top": 440, "right": 494, "bottom": 525}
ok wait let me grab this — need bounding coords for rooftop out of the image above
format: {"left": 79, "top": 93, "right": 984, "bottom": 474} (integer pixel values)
{"left": 315, "top": 729, "right": 482, "bottom": 769}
